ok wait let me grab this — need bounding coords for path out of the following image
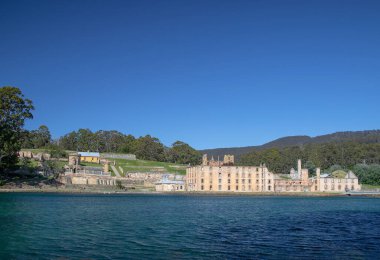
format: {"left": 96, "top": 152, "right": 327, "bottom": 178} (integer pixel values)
{"left": 110, "top": 165, "right": 121, "bottom": 177}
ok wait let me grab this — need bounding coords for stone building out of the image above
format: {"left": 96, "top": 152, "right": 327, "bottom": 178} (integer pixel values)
{"left": 317, "top": 170, "right": 361, "bottom": 192}
{"left": 187, "top": 154, "right": 274, "bottom": 192}
{"left": 274, "top": 159, "right": 315, "bottom": 192}
{"left": 60, "top": 173, "right": 117, "bottom": 186}
{"left": 274, "top": 160, "right": 361, "bottom": 192}
{"left": 18, "top": 151, "right": 51, "bottom": 161}
{"left": 202, "top": 154, "right": 235, "bottom": 167}
{"left": 155, "top": 179, "right": 185, "bottom": 192}
{"left": 186, "top": 156, "right": 361, "bottom": 193}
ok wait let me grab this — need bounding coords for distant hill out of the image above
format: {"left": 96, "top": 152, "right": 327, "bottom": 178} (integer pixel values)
{"left": 200, "top": 130, "right": 380, "bottom": 160}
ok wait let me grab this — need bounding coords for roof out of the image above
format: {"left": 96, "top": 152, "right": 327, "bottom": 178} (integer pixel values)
{"left": 156, "top": 179, "right": 185, "bottom": 185}
{"left": 320, "top": 171, "right": 358, "bottom": 179}
{"left": 78, "top": 152, "right": 100, "bottom": 157}
{"left": 345, "top": 171, "right": 358, "bottom": 179}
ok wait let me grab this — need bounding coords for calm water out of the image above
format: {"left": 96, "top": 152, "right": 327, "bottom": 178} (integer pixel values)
{"left": 0, "top": 193, "right": 379, "bottom": 259}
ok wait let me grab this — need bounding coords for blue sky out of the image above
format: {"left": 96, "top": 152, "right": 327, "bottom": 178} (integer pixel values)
{"left": 1, "top": 0, "right": 379, "bottom": 149}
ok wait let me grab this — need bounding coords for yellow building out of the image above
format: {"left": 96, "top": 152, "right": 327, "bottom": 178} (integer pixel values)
{"left": 78, "top": 152, "right": 100, "bottom": 164}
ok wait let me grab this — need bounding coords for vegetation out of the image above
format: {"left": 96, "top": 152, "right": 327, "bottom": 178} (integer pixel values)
{"left": 0, "top": 87, "right": 34, "bottom": 172}
{"left": 109, "top": 158, "right": 187, "bottom": 175}
{"left": 353, "top": 164, "right": 380, "bottom": 186}
{"left": 23, "top": 127, "right": 201, "bottom": 165}
{"left": 201, "top": 130, "right": 380, "bottom": 159}
{"left": 165, "top": 141, "right": 201, "bottom": 165}
{"left": 240, "top": 142, "right": 380, "bottom": 185}
{"left": 22, "top": 125, "right": 51, "bottom": 149}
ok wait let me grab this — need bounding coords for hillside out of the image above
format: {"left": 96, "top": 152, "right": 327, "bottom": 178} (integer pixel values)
{"left": 200, "top": 130, "right": 380, "bottom": 159}
{"left": 109, "top": 158, "right": 187, "bottom": 176}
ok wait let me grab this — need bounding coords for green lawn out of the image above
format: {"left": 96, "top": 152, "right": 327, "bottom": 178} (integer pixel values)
{"left": 361, "top": 184, "right": 380, "bottom": 190}
{"left": 106, "top": 158, "right": 187, "bottom": 175}
{"left": 80, "top": 162, "right": 103, "bottom": 167}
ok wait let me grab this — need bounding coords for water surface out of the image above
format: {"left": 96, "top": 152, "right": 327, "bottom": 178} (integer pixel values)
{"left": 0, "top": 193, "right": 379, "bottom": 259}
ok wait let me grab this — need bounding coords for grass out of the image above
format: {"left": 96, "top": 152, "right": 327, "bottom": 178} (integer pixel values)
{"left": 106, "top": 158, "right": 187, "bottom": 175}
{"left": 362, "top": 184, "right": 380, "bottom": 190}
{"left": 80, "top": 162, "right": 102, "bottom": 167}
{"left": 54, "top": 161, "right": 67, "bottom": 169}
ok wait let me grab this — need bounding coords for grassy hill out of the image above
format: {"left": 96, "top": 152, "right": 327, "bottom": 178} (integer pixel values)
{"left": 105, "top": 158, "right": 187, "bottom": 176}
{"left": 20, "top": 149, "right": 188, "bottom": 175}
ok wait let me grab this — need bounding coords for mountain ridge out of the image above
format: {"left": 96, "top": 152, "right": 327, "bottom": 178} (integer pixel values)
{"left": 200, "top": 130, "right": 380, "bottom": 159}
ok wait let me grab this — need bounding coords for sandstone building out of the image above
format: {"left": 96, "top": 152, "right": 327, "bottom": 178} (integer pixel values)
{"left": 186, "top": 155, "right": 361, "bottom": 193}
{"left": 187, "top": 154, "right": 274, "bottom": 192}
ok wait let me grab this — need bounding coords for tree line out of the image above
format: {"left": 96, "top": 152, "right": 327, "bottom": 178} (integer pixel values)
{"left": 21, "top": 126, "right": 201, "bottom": 165}
{"left": 239, "top": 142, "right": 380, "bottom": 185}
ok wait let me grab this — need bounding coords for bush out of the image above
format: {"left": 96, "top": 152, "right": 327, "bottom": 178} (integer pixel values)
{"left": 116, "top": 180, "right": 124, "bottom": 189}
{"left": 353, "top": 164, "right": 380, "bottom": 185}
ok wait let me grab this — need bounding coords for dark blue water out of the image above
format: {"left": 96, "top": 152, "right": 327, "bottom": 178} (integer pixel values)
{"left": 0, "top": 193, "right": 379, "bottom": 259}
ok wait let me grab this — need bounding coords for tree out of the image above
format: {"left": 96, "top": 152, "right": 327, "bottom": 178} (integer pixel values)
{"left": 34, "top": 125, "right": 51, "bottom": 147}
{"left": 77, "top": 128, "right": 97, "bottom": 151}
{"left": 59, "top": 131, "right": 78, "bottom": 151}
{"left": 166, "top": 141, "right": 201, "bottom": 165}
{"left": 21, "top": 125, "right": 52, "bottom": 149}
{"left": 304, "top": 160, "right": 316, "bottom": 176}
{"left": 131, "top": 135, "right": 165, "bottom": 161}
{"left": 0, "top": 87, "right": 34, "bottom": 171}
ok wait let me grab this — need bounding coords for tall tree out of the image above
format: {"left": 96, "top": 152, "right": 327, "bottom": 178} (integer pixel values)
{"left": 0, "top": 87, "right": 34, "bottom": 171}
{"left": 35, "top": 125, "right": 51, "bottom": 147}
{"left": 132, "top": 135, "right": 165, "bottom": 161}
{"left": 166, "top": 141, "right": 201, "bottom": 165}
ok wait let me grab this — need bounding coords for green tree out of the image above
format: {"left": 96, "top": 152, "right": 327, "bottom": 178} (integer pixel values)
{"left": 59, "top": 131, "right": 78, "bottom": 151}
{"left": 132, "top": 135, "right": 165, "bottom": 161}
{"left": 0, "top": 87, "right": 34, "bottom": 171}
{"left": 166, "top": 141, "right": 201, "bottom": 165}
{"left": 34, "top": 125, "right": 51, "bottom": 147}
{"left": 24, "top": 125, "right": 51, "bottom": 148}
{"left": 120, "top": 134, "right": 136, "bottom": 153}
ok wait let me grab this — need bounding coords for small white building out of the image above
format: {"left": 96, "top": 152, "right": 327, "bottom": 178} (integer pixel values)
{"left": 155, "top": 179, "right": 185, "bottom": 192}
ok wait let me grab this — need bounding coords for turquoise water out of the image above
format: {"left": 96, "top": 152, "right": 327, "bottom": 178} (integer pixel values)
{"left": 0, "top": 193, "right": 379, "bottom": 259}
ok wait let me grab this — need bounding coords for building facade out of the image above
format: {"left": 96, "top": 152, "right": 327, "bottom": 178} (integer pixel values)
{"left": 317, "top": 171, "right": 360, "bottom": 192}
{"left": 186, "top": 155, "right": 361, "bottom": 193}
{"left": 78, "top": 152, "right": 100, "bottom": 163}
{"left": 187, "top": 154, "right": 274, "bottom": 192}
{"left": 155, "top": 180, "right": 185, "bottom": 192}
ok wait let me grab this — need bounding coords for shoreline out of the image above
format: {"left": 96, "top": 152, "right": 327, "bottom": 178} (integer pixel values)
{"left": 1, "top": 187, "right": 380, "bottom": 197}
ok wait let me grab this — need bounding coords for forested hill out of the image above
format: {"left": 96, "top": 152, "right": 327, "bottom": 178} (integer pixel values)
{"left": 200, "top": 130, "right": 380, "bottom": 159}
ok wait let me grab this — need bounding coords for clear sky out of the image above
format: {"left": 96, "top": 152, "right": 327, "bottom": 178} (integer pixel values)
{"left": 1, "top": 0, "right": 379, "bottom": 149}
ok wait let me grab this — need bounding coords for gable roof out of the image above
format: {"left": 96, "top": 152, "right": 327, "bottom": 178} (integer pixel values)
{"left": 78, "top": 152, "right": 100, "bottom": 157}
{"left": 345, "top": 171, "right": 358, "bottom": 179}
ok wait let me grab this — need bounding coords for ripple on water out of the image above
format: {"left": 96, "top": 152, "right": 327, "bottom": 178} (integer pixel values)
{"left": 0, "top": 194, "right": 380, "bottom": 259}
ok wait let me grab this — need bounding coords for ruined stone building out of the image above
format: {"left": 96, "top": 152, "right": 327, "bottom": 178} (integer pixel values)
{"left": 188, "top": 154, "right": 274, "bottom": 192}
{"left": 186, "top": 156, "right": 361, "bottom": 193}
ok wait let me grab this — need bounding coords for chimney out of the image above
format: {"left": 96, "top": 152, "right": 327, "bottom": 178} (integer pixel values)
{"left": 297, "top": 159, "right": 302, "bottom": 178}
{"left": 316, "top": 168, "right": 320, "bottom": 178}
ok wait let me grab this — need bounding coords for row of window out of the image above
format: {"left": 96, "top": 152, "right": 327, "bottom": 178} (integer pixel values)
{"left": 323, "top": 179, "right": 355, "bottom": 183}
{"left": 200, "top": 185, "right": 272, "bottom": 191}
{"left": 200, "top": 167, "right": 262, "bottom": 172}
{"left": 324, "top": 184, "right": 355, "bottom": 190}
{"left": 201, "top": 178, "right": 271, "bottom": 184}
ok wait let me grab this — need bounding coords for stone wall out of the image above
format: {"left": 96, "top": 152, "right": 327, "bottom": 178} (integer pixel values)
{"left": 101, "top": 153, "right": 136, "bottom": 160}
